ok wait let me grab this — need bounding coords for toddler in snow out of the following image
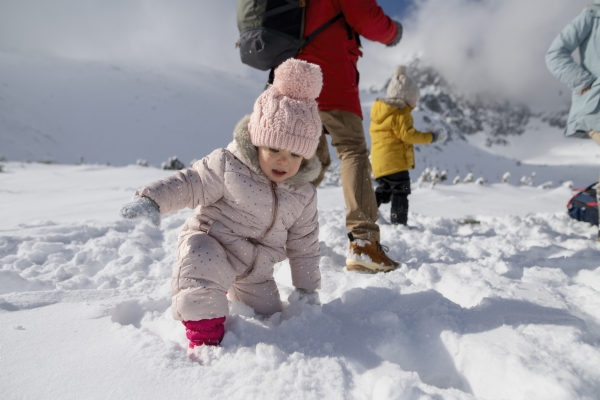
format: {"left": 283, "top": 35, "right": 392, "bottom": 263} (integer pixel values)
{"left": 120, "top": 59, "right": 323, "bottom": 348}
{"left": 369, "top": 65, "right": 447, "bottom": 225}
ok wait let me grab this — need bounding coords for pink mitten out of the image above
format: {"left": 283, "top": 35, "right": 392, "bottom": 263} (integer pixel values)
{"left": 183, "top": 317, "right": 226, "bottom": 348}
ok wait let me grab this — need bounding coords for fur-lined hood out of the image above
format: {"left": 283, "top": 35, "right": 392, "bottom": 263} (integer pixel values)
{"left": 376, "top": 97, "right": 408, "bottom": 111}
{"left": 228, "top": 115, "right": 322, "bottom": 186}
{"left": 371, "top": 98, "right": 411, "bottom": 125}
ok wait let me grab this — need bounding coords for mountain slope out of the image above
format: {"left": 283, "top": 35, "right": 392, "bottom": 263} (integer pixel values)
{"left": 0, "top": 51, "right": 262, "bottom": 166}
{"left": 356, "top": 60, "right": 599, "bottom": 187}
{"left": 1, "top": 52, "right": 598, "bottom": 186}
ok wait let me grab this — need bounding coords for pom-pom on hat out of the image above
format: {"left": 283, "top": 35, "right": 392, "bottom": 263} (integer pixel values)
{"left": 248, "top": 59, "right": 323, "bottom": 159}
{"left": 387, "top": 65, "right": 420, "bottom": 107}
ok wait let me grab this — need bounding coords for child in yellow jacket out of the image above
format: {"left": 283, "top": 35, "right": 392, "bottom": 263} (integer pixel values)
{"left": 369, "top": 65, "right": 447, "bottom": 225}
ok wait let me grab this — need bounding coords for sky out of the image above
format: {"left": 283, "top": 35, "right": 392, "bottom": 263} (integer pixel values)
{"left": 0, "top": 0, "right": 593, "bottom": 110}
{"left": 376, "top": 0, "right": 415, "bottom": 18}
{"left": 358, "top": 0, "right": 592, "bottom": 110}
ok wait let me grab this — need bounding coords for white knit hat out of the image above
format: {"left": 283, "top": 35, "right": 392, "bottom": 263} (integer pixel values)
{"left": 387, "top": 65, "right": 420, "bottom": 107}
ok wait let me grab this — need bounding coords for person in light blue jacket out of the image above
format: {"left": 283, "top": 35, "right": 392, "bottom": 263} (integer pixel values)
{"left": 546, "top": 2, "right": 600, "bottom": 241}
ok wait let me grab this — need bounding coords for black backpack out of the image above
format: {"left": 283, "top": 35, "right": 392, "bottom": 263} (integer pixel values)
{"left": 567, "top": 182, "right": 598, "bottom": 226}
{"left": 236, "top": 0, "right": 342, "bottom": 71}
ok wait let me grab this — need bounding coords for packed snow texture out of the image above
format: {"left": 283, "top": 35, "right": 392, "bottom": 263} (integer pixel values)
{"left": 1, "top": 162, "right": 599, "bottom": 400}
{"left": 2, "top": 38, "right": 600, "bottom": 399}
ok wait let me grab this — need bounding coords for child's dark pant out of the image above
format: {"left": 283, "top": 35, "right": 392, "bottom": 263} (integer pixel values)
{"left": 375, "top": 171, "right": 411, "bottom": 225}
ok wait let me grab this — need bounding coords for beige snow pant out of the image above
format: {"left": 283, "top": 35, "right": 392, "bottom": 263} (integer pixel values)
{"left": 313, "top": 110, "right": 380, "bottom": 241}
{"left": 171, "top": 232, "right": 282, "bottom": 322}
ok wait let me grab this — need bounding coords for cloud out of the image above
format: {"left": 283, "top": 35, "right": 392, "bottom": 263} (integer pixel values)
{"left": 360, "top": 0, "right": 590, "bottom": 110}
{"left": 0, "top": 0, "right": 591, "bottom": 109}
{"left": 0, "top": 0, "right": 251, "bottom": 74}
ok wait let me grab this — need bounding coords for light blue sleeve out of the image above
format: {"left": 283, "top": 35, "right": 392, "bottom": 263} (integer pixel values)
{"left": 546, "top": 7, "right": 596, "bottom": 92}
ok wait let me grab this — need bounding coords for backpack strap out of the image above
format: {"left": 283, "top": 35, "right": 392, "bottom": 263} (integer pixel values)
{"left": 267, "top": 67, "right": 276, "bottom": 86}
{"left": 344, "top": 21, "right": 353, "bottom": 40}
{"left": 263, "top": 8, "right": 343, "bottom": 86}
{"left": 304, "top": 12, "right": 344, "bottom": 45}
{"left": 263, "top": 0, "right": 303, "bottom": 18}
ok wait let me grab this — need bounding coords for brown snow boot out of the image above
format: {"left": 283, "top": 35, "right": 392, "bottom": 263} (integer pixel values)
{"left": 346, "top": 233, "right": 399, "bottom": 273}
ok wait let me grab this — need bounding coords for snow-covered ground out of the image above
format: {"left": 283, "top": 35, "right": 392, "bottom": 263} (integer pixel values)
{"left": 2, "top": 49, "right": 600, "bottom": 399}
{"left": 1, "top": 161, "right": 599, "bottom": 400}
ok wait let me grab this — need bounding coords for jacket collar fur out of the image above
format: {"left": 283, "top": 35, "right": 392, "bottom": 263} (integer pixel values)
{"left": 376, "top": 97, "right": 408, "bottom": 110}
{"left": 230, "top": 115, "right": 322, "bottom": 186}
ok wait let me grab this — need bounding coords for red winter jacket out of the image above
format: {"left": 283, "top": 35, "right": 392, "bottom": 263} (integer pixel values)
{"left": 296, "top": 0, "right": 398, "bottom": 119}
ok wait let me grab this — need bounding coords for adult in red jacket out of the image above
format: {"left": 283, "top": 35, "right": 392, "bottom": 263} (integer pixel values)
{"left": 296, "top": 0, "right": 402, "bottom": 272}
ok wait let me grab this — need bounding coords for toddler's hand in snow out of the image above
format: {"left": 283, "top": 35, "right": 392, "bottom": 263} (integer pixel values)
{"left": 429, "top": 125, "right": 448, "bottom": 143}
{"left": 293, "top": 288, "right": 321, "bottom": 306}
{"left": 119, "top": 196, "right": 161, "bottom": 227}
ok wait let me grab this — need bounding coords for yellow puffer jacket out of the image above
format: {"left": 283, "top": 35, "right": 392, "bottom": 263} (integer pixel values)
{"left": 369, "top": 99, "right": 433, "bottom": 178}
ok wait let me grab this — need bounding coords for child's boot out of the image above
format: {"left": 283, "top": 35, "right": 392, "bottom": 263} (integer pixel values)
{"left": 346, "top": 233, "right": 399, "bottom": 273}
{"left": 390, "top": 194, "right": 409, "bottom": 225}
{"left": 184, "top": 317, "right": 226, "bottom": 348}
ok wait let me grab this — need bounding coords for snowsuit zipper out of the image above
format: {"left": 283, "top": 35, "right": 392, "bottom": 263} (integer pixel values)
{"left": 260, "top": 181, "right": 279, "bottom": 240}
{"left": 237, "top": 181, "right": 279, "bottom": 281}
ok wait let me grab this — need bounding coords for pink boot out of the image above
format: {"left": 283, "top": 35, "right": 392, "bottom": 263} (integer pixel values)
{"left": 183, "top": 317, "right": 226, "bottom": 348}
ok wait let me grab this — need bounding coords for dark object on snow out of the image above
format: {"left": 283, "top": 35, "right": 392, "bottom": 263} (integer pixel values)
{"left": 162, "top": 156, "right": 185, "bottom": 170}
{"left": 567, "top": 183, "right": 598, "bottom": 226}
{"left": 458, "top": 218, "right": 481, "bottom": 225}
{"left": 236, "top": 0, "right": 342, "bottom": 71}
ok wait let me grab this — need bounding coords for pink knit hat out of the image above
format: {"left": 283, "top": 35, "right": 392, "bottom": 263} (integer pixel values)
{"left": 248, "top": 59, "right": 323, "bottom": 159}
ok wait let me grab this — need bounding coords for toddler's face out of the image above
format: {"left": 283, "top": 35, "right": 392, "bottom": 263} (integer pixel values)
{"left": 257, "top": 146, "right": 303, "bottom": 183}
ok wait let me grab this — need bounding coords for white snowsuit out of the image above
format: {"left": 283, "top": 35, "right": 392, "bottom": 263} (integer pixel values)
{"left": 136, "top": 116, "right": 322, "bottom": 321}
